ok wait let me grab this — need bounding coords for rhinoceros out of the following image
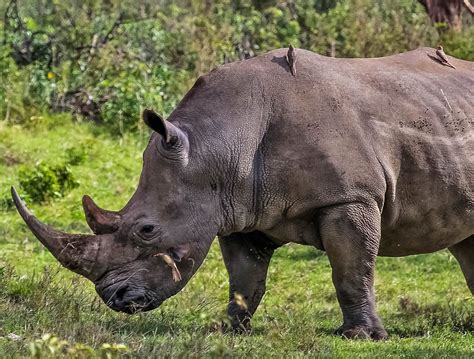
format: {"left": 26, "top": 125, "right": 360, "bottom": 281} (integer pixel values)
{"left": 12, "top": 47, "right": 473, "bottom": 340}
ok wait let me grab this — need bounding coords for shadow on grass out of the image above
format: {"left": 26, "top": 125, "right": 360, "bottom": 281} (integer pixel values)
{"left": 275, "top": 245, "right": 327, "bottom": 261}
{"left": 394, "top": 296, "right": 473, "bottom": 333}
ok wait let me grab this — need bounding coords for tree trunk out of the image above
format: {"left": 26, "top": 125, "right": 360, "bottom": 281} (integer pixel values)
{"left": 419, "top": 0, "right": 464, "bottom": 31}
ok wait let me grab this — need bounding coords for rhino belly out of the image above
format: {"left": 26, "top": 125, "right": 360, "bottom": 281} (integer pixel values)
{"left": 378, "top": 157, "right": 473, "bottom": 256}
{"left": 379, "top": 207, "right": 473, "bottom": 256}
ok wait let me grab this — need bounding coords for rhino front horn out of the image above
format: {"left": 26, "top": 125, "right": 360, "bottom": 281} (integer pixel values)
{"left": 82, "top": 195, "right": 121, "bottom": 235}
{"left": 11, "top": 187, "right": 102, "bottom": 280}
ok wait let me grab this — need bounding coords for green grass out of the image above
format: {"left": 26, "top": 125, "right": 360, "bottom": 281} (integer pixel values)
{"left": 0, "top": 116, "right": 473, "bottom": 358}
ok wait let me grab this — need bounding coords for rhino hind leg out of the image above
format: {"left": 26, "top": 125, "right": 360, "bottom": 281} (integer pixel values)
{"left": 219, "top": 231, "right": 279, "bottom": 333}
{"left": 449, "top": 235, "right": 474, "bottom": 294}
{"left": 319, "top": 201, "right": 388, "bottom": 340}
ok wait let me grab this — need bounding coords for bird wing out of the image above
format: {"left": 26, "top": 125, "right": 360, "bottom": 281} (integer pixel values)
{"left": 436, "top": 49, "right": 449, "bottom": 63}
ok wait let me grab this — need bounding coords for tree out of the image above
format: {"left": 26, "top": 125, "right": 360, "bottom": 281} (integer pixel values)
{"left": 419, "top": 0, "right": 474, "bottom": 31}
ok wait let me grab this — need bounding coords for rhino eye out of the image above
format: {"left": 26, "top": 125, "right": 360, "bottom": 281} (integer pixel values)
{"left": 141, "top": 225, "right": 155, "bottom": 235}
{"left": 134, "top": 223, "right": 160, "bottom": 241}
{"left": 140, "top": 224, "right": 155, "bottom": 239}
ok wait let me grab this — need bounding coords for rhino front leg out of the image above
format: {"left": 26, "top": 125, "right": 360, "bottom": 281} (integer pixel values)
{"left": 319, "top": 201, "right": 387, "bottom": 340}
{"left": 449, "top": 235, "right": 474, "bottom": 294}
{"left": 219, "top": 231, "right": 279, "bottom": 333}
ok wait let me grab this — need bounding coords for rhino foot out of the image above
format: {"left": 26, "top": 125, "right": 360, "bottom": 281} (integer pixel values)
{"left": 231, "top": 321, "right": 252, "bottom": 334}
{"left": 229, "top": 315, "right": 252, "bottom": 334}
{"left": 209, "top": 318, "right": 251, "bottom": 335}
{"left": 336, "top": 325, "right": 388, "bottom": 340}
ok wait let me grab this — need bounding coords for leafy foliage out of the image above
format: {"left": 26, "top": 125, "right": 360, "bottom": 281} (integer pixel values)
{"left": 18, "top": 162, "right": 79, "bottom": 203}
{"left": 1, "top": 0, "right": 472, "bottom": 134}
{"left": 28, "top": 333, "right": 129, "bottom": 359}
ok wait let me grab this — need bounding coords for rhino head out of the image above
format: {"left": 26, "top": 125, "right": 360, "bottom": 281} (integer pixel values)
{"left": 12, "top": 109, "right": 221, "bottom": 314}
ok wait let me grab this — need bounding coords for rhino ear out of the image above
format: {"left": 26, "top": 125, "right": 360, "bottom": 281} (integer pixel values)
{"left": 143, "top": 109, "right": 171, "bottom": 142}
{"left": 143, "top": 109, "right": 189, "bottom": 164}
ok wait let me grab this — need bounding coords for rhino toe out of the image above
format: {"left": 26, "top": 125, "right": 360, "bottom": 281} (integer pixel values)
{"left": 336, "top": 325, "right": 388, "bottom": 341}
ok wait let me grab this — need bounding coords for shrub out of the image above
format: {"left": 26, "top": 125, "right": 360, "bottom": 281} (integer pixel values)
{"left": 0, "top": 194, "right": 14, "bottom": 211}
{"left": 65, "top": 146, "right": 87, "bottom": 166}
{"left": 28, "top": 334, "right": 129, "bottom": 359}
{"left": 440, "top": 26, "right": 474, "bottom": 61}
{"left": 1, "top": 0, "right": 472, "bottom": 134}
{"left": 18, "top": 162, "right": 79, "bottom": 203}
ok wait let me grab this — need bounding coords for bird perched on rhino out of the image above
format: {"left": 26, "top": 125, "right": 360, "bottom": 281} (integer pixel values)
{"left": 286, "top": 45, "right": 297, "bottom": 76}
{"left": 435, "top": 45, "right": 456, "bottom": 69}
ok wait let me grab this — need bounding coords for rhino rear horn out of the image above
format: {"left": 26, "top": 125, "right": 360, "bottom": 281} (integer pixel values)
{"left": 82, "top": 195, "right": 121, "bottom": 235}
{"left": 11, "top": 187, "right": 103, "bottom": 280}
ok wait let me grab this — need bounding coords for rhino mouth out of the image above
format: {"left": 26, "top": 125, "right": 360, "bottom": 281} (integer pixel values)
{"left": 110, "top": 295, "right": 162, "bottom": 314}
{"left": 99, "top": 282, "right": 162, "bottom": 314}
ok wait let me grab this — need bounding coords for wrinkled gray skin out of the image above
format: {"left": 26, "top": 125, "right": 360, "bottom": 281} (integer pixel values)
{"left": 13, "top": 47, "right": 473, "bottom": 340}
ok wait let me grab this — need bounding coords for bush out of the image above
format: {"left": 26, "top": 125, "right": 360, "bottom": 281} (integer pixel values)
{"left": 1, "top": 0, "right": 472, "bottom": 134}
{"left": 0, "top": 194, "right": 14, "bottom": 211}
{"left": 440, "top": 25, "right": 474, "bottom": 61}
{"left": 65, "top": 146, "right": 87, "bottom": 166}
{"left": 28, "top": 334, "right": 129, "bottom": 359}
{"left": 18, "top": 162, "right": 79, "bottom": 203}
